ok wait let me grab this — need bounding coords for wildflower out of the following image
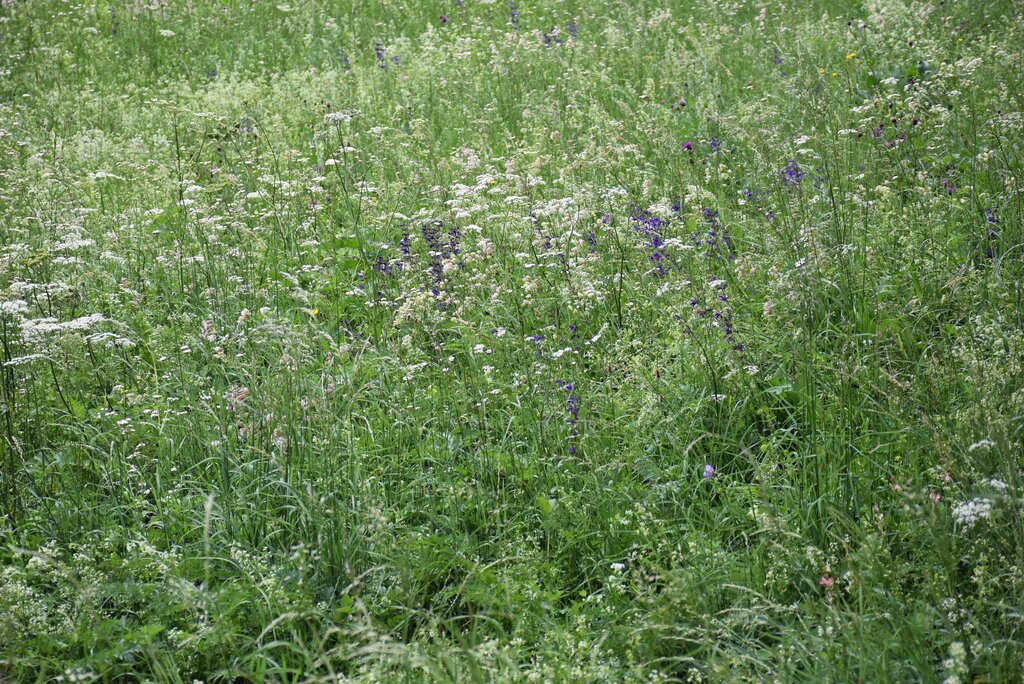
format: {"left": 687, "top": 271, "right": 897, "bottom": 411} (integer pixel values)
{"left": 952, "top": 498, "right": 992, "bottom": 530}
{"left": 439, "top": 15, "right": 448, "bottom": 25}
{"left": 682, "top": 140, "right": 694, "bottom": 152}
{"left": 0, "top": 299, "right": 29, "bottom": 316}
{"left": 781, "top": 159, "right": 805, "bottom": 186}
{"left": 846, "top": 51, "right": 856, "bottom": 61}
{"left": 819, "top": 575, "right": 834, "bottom": 588}
{"left": 704, "top": 464, "right": 715, "bottom": 479}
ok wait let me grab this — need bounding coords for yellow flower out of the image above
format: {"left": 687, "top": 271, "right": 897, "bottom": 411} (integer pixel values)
{"left": 818, "top": 67, "right": 826, "bottom": 75}
{"left": 310, "top": 308, "right": 319, "bottom": 317}
{"left": 831, "top": 71, "right": 839, "bottom": 78}
{"left": 846, "top": 51, "right": 856, "bottom": 61}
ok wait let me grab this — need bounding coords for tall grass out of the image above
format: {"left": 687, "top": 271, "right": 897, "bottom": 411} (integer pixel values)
{"left": 1, "top": 0, "right": 1022, "bottom": 681}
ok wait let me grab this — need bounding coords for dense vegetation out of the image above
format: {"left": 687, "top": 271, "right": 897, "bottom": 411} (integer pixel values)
{"left": 1, "top": 0, "right": 1022, "bottom": 680}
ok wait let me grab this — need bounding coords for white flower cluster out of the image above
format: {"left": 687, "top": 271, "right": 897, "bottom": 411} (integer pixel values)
{"left": 951, "top": 497, "right": 992, "bottom": 530}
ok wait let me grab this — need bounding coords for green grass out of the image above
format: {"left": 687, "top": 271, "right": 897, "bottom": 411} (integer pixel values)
{"left": 1, "top": 0, "right": 1023, "bottom": 681}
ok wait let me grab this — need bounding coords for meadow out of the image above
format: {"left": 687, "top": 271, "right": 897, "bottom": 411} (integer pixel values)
{"left": 1, "top": 0, "right": 1023, "bottom": 681}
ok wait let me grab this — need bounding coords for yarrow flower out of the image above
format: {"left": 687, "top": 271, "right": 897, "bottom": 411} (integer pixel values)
{"left": 951, "top": 497, "right": 992, "bottom": 530}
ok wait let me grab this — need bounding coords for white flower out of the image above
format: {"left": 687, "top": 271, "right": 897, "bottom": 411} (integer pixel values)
{"left": 951, "top": 497, "right": 992, "bottom": 530}
{"left": 988, "top": 479, "right": 1008, "bottom": 493}
{"left": 158, "top": 29, "right": 176, "bottom": 37}
{"left": 0, "top": 299, "right": 29, "bottom": 316}
{"left": 323, "top": 112, "right": 351, "bottom": 125}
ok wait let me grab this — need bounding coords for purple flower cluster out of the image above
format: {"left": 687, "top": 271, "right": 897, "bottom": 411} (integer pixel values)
{"left": 556, "top": 379, "right": 581, "bottom": 454}
{"left": 629, "top": 203, "right": 675, "bottom": 277}
{"left": 743, "top": 188, "right": 770, "bottom": 203}
{"left": 691, "top": 209, "right": 733, "bottom": 261}
{"left": 420, "top": 219, "right": 462, "bottom": 291}
{"left": 781, "top": 160, "right": 805, "bottom": 187}
{"left": 690, "top": 285, "right": 743, "bottom": 353}
{"left": 388, "top": 220, "right": 463, "bottom": 307}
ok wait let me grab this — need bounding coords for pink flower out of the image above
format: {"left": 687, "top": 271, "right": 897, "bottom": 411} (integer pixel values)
{"left": 819, "top": 575, "right": 834, "bottom": 588}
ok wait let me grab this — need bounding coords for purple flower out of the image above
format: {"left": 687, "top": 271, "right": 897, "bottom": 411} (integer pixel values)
{"left": 683, "top": 141, "right": 694, "bottom": 152}
{"left": 781, "top": 160, "right": 805, "bottom": 186}
{"left": 704, "top": 464, "right": 716, "bottom": 480}
{"left": 440, "top": 15, "right": 448, "bottom": 25}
